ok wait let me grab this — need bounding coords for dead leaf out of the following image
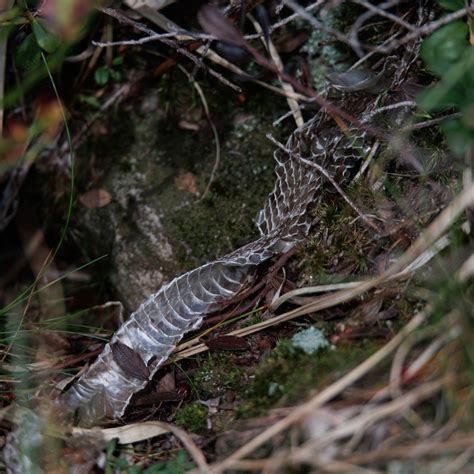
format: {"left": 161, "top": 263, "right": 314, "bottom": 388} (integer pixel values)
{"left": 203, "top": 335, "right": 248, "bottom": 351}
{"left": 111, "top": 342, "right": 150, "bottom": 381}
{"left": 39, "top": 0, "right": 98, "bottom": 39}
{"left": 198, "top": 4, "right": 246, "bottom": 47}
{"left": 156, "top": 371, "right": 176, "bottom": 392}
{"left": 255, "top": 5, "right": 270, "bottom": 46}
{"left": 79, "top": 189, "right": 112, "bottom": 208}
{"left": 274, "top": 30, "right": 309, "bottom": 54}
{"left": 214, "top": 41, "right": 251, "bottom": 63}
{"left": 174, "top": 172, "right": 199, "bottom": 196}
{"left": 73, "top": 421, "right": 170, "bottom": 444}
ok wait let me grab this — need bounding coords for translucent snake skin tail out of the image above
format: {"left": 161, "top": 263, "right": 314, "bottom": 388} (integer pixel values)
{"left": 61, "top": 139, "right": 322, "bottom": 426}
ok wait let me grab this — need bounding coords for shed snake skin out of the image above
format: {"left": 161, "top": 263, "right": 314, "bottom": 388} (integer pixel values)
{"left": 60, "top": 6, "right": 427, "bottom": 427}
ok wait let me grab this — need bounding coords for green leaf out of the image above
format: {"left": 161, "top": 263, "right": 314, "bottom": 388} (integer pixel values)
{"left": 94, "top": 66, "right": 110, "bottom": 85}
{"left": 417, "top": 81, "right": 465, "bottom": 111}
{"left": 437, "top": 0, "right": 465, "bottom": 11}
{"left": 421, "top": 21, "right": 468, "bottom": 76}
{"left": 112, "top": 56, "right": 124, "bottom": 66}
{"left": 419, "top": 48, "right": 474, "bottom": 111}
{"left": 79, "top": 94, "right": 101, "bottom": 109}
{"left": 114, "top": 458, "right": 129, "bottom": 469}
{"left": 109, "top": 68, "right": 122, "bottom": 82}
{"left": 441, "top": 118, "right": 474, "bottom": 156}
{"left": 31, "top": 19, "right": 60, "bottom": 53}
{"left": 106, "top": 438, "right": 117, "bottom": 458}
{"left": 16, "top": 33, "right": 41, "bottom": 69}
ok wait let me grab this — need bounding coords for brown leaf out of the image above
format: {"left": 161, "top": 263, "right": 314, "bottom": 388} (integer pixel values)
{"left": 79, "top": 189, "right": 112, "bottom": 208}
{"left": 214, "top": 41, "right": 251, "bottom": 63}
{"left": 174, "top": 172, "right": 199, "bottom": 196}
{"left": 198, "top": 4, "right": 246, "bottom": 47}
{"left": 255, "top": 5, "right": 270, "bottom": 46}
{"left": 274, "top": 30, "right": 309, "bottom": 54}
{"left": 203, "top": 335, "right": 248, "bottom": 351}
{"left": 156, "top": 371, "right": 176, "bottom": 393}
{"left": 111, "top": 342, "right": 150, "bottom": 381}
{"left": 39, "top": 0, "right": 98, "bottom": 40}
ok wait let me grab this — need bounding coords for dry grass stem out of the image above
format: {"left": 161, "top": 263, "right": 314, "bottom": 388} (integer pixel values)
{"left": 250, "top": 15, "right": 304, "bottom": 127}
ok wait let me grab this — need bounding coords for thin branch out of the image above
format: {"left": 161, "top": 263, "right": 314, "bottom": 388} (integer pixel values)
{"left": 376, "top": 5, "right": 474, "bottom": 53}
{"left": 98, "top": 6, "right": 242, "bottom": 93}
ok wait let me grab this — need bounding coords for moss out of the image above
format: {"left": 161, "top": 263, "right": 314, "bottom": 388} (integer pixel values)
{"left": 174, "top": 402, "right": 207, "bottom": 433}
{"left": 161, "top": 103, "right": 281, "bottom": 270}
{"left": 237, "top": 339, "right": 378, "bottom": 418}
{"left": 299, "top": 2, "right": 361, "bottom": 89}
{"left": 76, "top": 67, "right": 293, "bottom": 306}
{"left": 298, "top": 181, "right": 383, "bottom": 283}
{"left": 192, "top": 353, "right": 247, "bottom": 400}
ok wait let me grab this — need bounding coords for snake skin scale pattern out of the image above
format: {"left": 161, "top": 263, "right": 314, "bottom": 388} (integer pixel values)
{"left": 60, "top": 13, "right": 426, "bottom": 423}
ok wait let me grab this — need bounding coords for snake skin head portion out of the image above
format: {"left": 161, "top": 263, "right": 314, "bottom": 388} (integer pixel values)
{"left": 256, "top": 88, "right": 378, "bottom": 250}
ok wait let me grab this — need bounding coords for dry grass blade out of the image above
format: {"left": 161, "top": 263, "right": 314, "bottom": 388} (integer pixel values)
{"left": 271, "top": 234, "right": 451, "bottom": 311}
{"left": 165, "top": 423, "right": 209, "bottom": 471}
{"left": 124, "top": 0, "right": 178, "bottom": 32}
{"left": 177, "top": 65, "right": 221, "bottom": 202}
{"left": 74, "top": 421, "right": 208, "bottom": 470}
{"left": 345, "top": 433, "right": 474, "bottom": 465}
{"left": 295, "top": 378, "right": 448, "bottom": 456}
{"left": 257, "top": 379, "right": 449, "bottom": 472}
{"left": 72, "top": 421, "right": 170, "bottom": 444}
{"left": 249, "top": 15, "right": 303, "bottom": 127}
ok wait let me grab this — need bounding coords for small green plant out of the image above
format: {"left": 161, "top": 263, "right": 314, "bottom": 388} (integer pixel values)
{"left": 237, "top": 339, "right": 377, "bottom": 418}
{"left": 94, "top": 56, "right": 124, "bottom": 85}
{"left": 418, "top": 0, "right": 474, "bottom": 156}
{"left": 174, "top": 402, "right": 208, "bottom": 432}
{"left": 192, "top": 354, "right": 246, "bottom": 399}
{"left": 105, "top": 440, "right": 195, "bottom": 473}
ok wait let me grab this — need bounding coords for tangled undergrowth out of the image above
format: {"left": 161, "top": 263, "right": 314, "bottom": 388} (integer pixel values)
{"left": 0, "top": 0, "right": 473, "bottom": 472}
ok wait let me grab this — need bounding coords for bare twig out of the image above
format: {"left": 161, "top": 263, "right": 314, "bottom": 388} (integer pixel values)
{"left": 353, "top": 0, "right": 417, "bottom": 32}
{"left": 400, "top": 113, "right": 461, "bottom": 132}
{"left": 244, "top": 1, "right": 325, "bottom": 40}
{"left": 376, "top": 5, "right": 474, "bottom": 53}
{"left": 98, "top": 6, "right": 242, "bottom": 92}
{"left": 282, "top": 0, "right": 357, "bottom": 48}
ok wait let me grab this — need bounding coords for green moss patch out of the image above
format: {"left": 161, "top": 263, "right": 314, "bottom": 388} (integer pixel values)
{"left": 191, "top": 354, "right": 248, "bottom": 400}
{"left": 237, "top": 338, "right": 378, "bottom": 418}
{"left": 174, "top": 402, "right": 207, "bottom": 433}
